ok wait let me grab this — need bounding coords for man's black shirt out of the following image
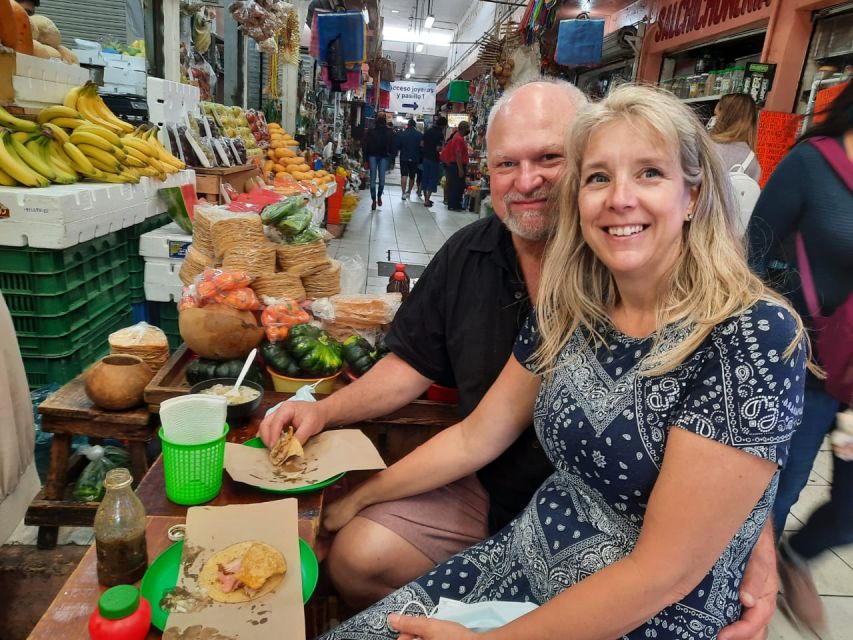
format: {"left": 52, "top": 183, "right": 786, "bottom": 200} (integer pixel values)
{"left": 422, "top": 126, "right": 444, "bottom": 162}
{"left": 385, "top": 216, "right": 553, "bottom": 533}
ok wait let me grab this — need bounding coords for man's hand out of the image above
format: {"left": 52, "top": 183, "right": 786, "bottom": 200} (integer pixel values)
{"left": 387, "top": 614, "right": 481, "bottom": 640}
{"left": 718, "top": 524, "right": 778, "bottom": 640}
{"left": 257, "top": 400, "right": 327, "bottom": 448}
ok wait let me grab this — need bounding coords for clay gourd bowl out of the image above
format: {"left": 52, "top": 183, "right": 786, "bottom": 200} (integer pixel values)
{"left": 84, "top": 354, "right": 154, "bottom": 411}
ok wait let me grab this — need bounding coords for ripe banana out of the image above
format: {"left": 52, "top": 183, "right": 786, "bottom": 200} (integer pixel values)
{"left": 49, "top": 117, "right": 87, "bottom": 130}
{"left": 0, "top": 106, "right": 39, "bottom": 133}
{"left": 76, "top": 124, "right": 122, "bottom": 148}
{"left": 122, "top": 155, "right": 146, "bottom": 168}
{"left": 0, "top": 166, "right": 17, "bottom": 186}
{"left": 62, "top": 142, "right": 96, "bottom": 175}
{"left": 86, "top": 85, "right": 135, "bottom": 133}
{"left": 76, "top": 83, "right": 134, "bottom": 134}
{"left": 11, "top": 131, "right": 31, "bottom": 144}
{"left": 122, "top": 144, "right": 149, "bottom": 165}
{"left": 0, "top": 132, "right": 50, "bottom": 187}
{"left": 76, "top": 143, "right": 123, "bottom": 173}
{"left": 63, "top": 85, "right": 83, "bottom": 110}
{"left": 48, "top": 140, "right": 79, "bottom": 178}
{"left": 75, "top": 91, "right": 121, "bottom": 132}
{"left": 70, "top": 130, "right": 117, "bottom": 153}
{"left": 121, "top": 136, "right": 156, "bottom": 156}
{"left": 37, "top": 106, "right": 81, "bottom": 125}
{"left": 9, "top": 134, "right": 56, "bottom": 181}
{"left": 42, "top": 122, "right": 71, "bottom": 145}
{"left": 27, "top": 137, "right": 76, "bottom": 184}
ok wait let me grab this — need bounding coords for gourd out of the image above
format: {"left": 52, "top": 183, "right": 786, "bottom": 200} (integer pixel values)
{"left": 1, "top": 0, "right": 18, "bottom": 49}
{"left": 9, "top": 1, "right": 34, "bottom": 55}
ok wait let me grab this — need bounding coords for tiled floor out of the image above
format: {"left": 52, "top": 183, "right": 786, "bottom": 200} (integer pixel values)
{"left": 5, "top": 176, "right": 851, "bottom": 638}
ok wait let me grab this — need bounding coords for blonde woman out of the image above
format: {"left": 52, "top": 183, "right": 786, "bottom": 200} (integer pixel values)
{"left": 316, "top": 85, "right": 807, "bottom": 640}
{"left": 710, "top": 93, "right": 761, "bottom": 181}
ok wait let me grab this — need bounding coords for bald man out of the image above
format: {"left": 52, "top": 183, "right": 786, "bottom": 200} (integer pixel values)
{"left": 260, "top": 80, "right": 776, "bottom": 640}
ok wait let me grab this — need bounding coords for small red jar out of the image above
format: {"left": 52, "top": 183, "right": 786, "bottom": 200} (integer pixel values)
{"left": 88, "top": 584, "right": 152, "bottom": 640}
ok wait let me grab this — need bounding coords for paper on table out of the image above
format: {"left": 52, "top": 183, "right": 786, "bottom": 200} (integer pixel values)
{"left": 162, "top": 500, "right": 304, "bottom": 640}
{"left": 224, "top": 429, "right": 387, "bottom": 491}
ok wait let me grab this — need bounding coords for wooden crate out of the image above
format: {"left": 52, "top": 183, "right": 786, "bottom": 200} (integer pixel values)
{"left": 195, "top": 165, "right": 261, "bottom": 204}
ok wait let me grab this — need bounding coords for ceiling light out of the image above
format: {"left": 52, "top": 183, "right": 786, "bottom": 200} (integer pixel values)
{"left": 424, "top": 15, "right": 435, "bottom": 29}
{"left": 415, "top": 43, "right": 424, "bottom": 52}
{"left": 405, "top": 73, "right": 411, "bottom": 79}
{"left": 361, "top": 7, "right": 369, "bottom": 24}
{"left": 409, "top": 63, "right": 415, "bottom": 73}
{"left": 391, "top": 9, "right": 399, "bottom": 13}
{"left": 383, "top": 26, "right": 452, "bottom": 46}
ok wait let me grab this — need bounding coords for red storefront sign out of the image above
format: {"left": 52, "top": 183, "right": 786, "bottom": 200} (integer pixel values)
{"left": 756, "top": 110, "right": 802, "bottom": 188}
{"left": 655, "top": 0, "right": 773, "bottom": 42}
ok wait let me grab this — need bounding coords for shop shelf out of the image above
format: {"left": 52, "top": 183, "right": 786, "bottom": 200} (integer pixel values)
{"left": 11, "top": 276, "right": 130, "bottom": 336}
{"left": 17, "top": 296, "right": 131, "bottom": 357}
{"left": 0, "top": 231, "right": 126, "bottom": 274}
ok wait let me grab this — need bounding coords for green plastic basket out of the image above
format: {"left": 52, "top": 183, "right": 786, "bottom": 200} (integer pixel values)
{"left": 159, "top": 424, "right": 229, "bottom": 506}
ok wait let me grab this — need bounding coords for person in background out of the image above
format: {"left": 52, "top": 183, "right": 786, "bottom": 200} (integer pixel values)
{"left": 440, "top": 120, "right": 470, "bottom": 211}
{"left": 315, "top": 83, "right": 806, "bottom": 640}
{"left": 396, "top": 119, "right": 423, "bottom": 201}
{"left": 17, "top": 0, "right": 38, "bottom": 16}
{"left": 748, "top": 80, "right": 853, "bottom": 634}
{"left": 261, "top": 80, "right": 779, "bottom": 640}
{"left": 322, "top": 136, "right": 336, "bottom": 163}
{"left": 420, "top": 116, "right": 446, "bottom": 208}
{"left": 710, "top": 93, "right": 762, "bottom": 181}
{"left": 0, "top": 292, "right": 42, "bottom": 544}
{"left": 363, "top": 114, "right": 396, "bottom": 211}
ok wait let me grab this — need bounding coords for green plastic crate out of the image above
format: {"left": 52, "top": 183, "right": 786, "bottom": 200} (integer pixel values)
{"left": 0, "top": 231, "right": 126, "bottom": 274}
{"left": 17, "top": 297, "right": 131, "bottom": 356}
{"left": 11, "top": 276, "right": 130, "bottom": 335}
{"left": 124, "top": 213, "right": 170, "bottom": 242}
{"left": 159, "top": 302, "right": 179, "bottom": 321}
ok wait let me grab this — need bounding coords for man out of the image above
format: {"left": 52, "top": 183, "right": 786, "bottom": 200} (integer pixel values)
{"left": 362, "top": 114, "right": 395, "bottom": 211}
{"left": 17, "top": 0, "right": 38, "bottom": 16}
{"left": 420, "top": 116, "right": 446, "bottom": 208}
{"left": 260, "top": 80, "right": 776, "bottom": 639}
{"left": 439, "top": 119, "right": 470, "bottom": 211}
{"left": 395, "top": 119, "right": 423, "bottom": 201}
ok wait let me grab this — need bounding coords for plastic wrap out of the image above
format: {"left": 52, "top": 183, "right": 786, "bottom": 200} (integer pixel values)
{"left": 261, "top": 299, "right": 310, "bottom": 342}
{"left": 338, "top": 254, "right": 366, "bottom": 294}
{"left": 178, "top": 268, "right": 263, "bottom": 311}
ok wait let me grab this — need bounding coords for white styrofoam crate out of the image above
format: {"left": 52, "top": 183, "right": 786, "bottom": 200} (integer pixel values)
{"left": 0, "top": 209, "right": 125, "bottom": 249}
{"left": 0, "top": 182, "right": 134, "bottom": 224}
{"left": 147, "top": 77, "right": 199, "bottom": 127}
{"left": 101, "top": 83, "right": 146, "bottom": 96}
{"left": 139, "top": 223, "right": 192, "bottom": 259}
{"left": 144, "top": 258, "right": 184, "bottom": 302}
{"left": 103, "top": 67, "right": 146, "bottom": 85}
{"left": 102, "top": 52, "right": 147, "bottom": 72}
{"left": 12, "top": 52, "right": 90, "bottom": 84}
{"left": 11, "top": 75, "right": 79, "bottom": 108}
{"left": 72, "top": 49, "right": 108, "bottom": 67}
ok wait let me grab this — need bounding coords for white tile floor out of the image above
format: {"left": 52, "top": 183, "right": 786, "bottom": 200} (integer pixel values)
{"left": 6, "top": 176, "right": 851, "bottom": 638}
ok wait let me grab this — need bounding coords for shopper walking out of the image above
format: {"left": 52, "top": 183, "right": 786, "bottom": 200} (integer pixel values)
{"left": 364, "top": 114, "right": 396, "bottom": 211}
{"left": 440, "top": 120, "right": 470, "bottom": 211}
{"left": 748, "top": 80, "right": 853, "bottom": 633}
{"left": 711, "top": 93, "right": 762, "bottom": 181}
{"left": 396, "top": 119, "right": 423, "bottom": 201}
{"left": 420, "top": 116, "right": 446, "bottom": 207}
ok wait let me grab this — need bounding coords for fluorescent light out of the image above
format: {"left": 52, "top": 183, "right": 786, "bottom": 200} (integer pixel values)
{"left": 391, "top": 9, "right": 399, "bottom": 13}
{"left": 383, "top": 26, "right": 452, "bottom": 46}
{"left": 415, "top": 43, "right": 424, "bottom": 53}
{"left": 424, "top": 15, "right": 435, "bottom": 29}
{"left": 361, "top": 7, "right": 369, "bottom": 24}
{"left": 409, "top": 63, "right": 415, "bottom": 73}
{"left": 405, "top": 73, "right": 411, "bottom": 79}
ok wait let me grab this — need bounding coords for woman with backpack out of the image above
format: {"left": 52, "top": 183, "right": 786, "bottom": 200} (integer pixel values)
{"left": 747, "top": 80, "right": 853, "bottom": 634}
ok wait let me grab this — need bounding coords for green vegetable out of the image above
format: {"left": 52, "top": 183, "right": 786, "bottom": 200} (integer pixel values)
{"left": 342, "top": 335, "right": 381, "bottom": 376}
{"left": 73, "top": 445, "right": 131, "bottom": 502}
{"left": 289, "top": 226, "right": 323, "bottom": 245}
{"left": 261, "top": 197, "right": 304, "bottom": 225}
{"left": 186, "top": 357, "right": 266, "bottom": 386}
{"left": 261, "top": 341, "right": 302, "bottom": 377}
{"left": 277, "top": 208, "right": 311, "bottom": 238}
{"left": 285, "top": 324, "right": 343, "bottom": 377}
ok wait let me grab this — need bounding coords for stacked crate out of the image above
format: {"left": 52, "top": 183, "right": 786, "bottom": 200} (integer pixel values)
{"left": 0, "top": 232, "right": 133, "bottom": 388}
{"left": 125, "top": 213, "right": 171, "bottom": 304}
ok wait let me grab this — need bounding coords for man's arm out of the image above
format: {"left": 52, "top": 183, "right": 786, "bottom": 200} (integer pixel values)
{"left": 455, "top": 144, "right": 465, "bottom": 177}
{"left": 258, "top": 354, "right": 433, "bottom": 447}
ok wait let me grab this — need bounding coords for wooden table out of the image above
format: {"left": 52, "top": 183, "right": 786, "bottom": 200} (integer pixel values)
{"left": 25, "top": 376, "right": 156, "bottom": 549}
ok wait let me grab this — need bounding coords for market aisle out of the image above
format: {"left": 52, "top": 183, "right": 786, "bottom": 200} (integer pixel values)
{"left": 325, "top": 181, "right": 479, "bottom": 295}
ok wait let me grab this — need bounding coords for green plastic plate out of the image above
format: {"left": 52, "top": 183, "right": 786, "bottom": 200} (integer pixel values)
{"left": 242, "top": 436, "right": 345, "bottom": 494}
{"left": 140, "top": 538, "right": 319, "bottom": 631}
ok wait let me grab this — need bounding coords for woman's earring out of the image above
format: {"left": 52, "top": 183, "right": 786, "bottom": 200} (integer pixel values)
{"left": 686, "top": 211, "right": 694, "bottom": 221}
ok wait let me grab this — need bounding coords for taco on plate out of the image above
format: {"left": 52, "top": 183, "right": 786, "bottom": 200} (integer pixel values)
{"left": 199, "top": 541, "right": 287, "bottom": 603}
{"left": 270, "top": 426, "right": 304, "bottom": 469}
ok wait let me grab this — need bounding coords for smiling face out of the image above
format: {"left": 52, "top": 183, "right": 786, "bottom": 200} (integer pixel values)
{"left": 487, "top": 84, "right": 580, "bottom": 242}
{"left": 578, "top": 120, "right": 698, "bottom": 289}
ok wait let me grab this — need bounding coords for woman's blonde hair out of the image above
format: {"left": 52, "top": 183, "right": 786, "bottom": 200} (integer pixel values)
{"left": 710, "top": 93, "right": 759, "bottom": 149}
{"left": 533, "top": 84, "right": 807, "bottom": 376}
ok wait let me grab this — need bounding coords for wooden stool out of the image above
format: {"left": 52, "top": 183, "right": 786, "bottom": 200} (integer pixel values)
{"left": 25, "top": 376, "right": 154, "bottom": 549}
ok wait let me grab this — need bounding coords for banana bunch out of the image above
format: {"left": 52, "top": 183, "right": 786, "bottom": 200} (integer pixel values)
{"left": 0, "top": 126, "right": 81, "bottom": 188}
{"left": 63, "top": 82, "right": 135, "bottom": 135}
{"left": 120, "top": 126, "right": 185, "bottom": 180}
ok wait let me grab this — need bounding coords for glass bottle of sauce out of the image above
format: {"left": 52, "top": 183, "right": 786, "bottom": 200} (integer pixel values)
{"left": 94, "top": 468, "right": 148, "bottom": 586}
{"left": 387, "top": 272, "right": 410, "bottom": 301}
{"left": 393, "top": 263, "right": 411, "bottom": 291}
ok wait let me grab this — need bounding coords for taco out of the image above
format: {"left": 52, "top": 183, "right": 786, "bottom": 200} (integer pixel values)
{"left": 199, "top": 541, "right": 287, "bottom": 603}
{"left": 270, "top": 426, "right": 304, "bottom": 469}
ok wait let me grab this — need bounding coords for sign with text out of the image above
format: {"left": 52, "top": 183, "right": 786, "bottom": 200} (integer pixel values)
{"left": 654, "top": 0, "right": 773, "bottom": 43}
{"left": 756, "top": 110, "right": 801, "bottom": 189}
{"left": 389, "top": 81, "right": 437, "bottom": 115}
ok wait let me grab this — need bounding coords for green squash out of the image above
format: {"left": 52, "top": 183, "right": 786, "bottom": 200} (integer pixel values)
{"left": 285, "top": 324, "right": 343, "bottom": 377}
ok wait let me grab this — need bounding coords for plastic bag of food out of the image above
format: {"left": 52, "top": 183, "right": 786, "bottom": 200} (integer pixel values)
{"left": 73, "top": 445, "right": 131, "bottom": 502}
{"left": 261, "top": 299, "right": 311, "bottom": 342}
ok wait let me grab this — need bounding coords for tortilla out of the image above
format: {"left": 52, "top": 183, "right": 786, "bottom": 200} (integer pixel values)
{"left": 199, "top": 541, "right": 287, "bottom": 604}
{"left": 270, "top": 427, "right": 305, "bottom": 469}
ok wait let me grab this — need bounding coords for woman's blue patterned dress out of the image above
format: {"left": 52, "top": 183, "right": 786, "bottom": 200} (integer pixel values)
{"left": 320, "top": 301, "right": 805, "bottom": 639}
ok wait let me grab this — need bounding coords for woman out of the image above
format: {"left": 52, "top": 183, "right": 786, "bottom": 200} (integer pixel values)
{"left": 710, "top": 93, "right": 761, "bottom": 181}
{"left": 748, "top": 80, "right": 853, "bottom": 632}
{"left": 363, "top": 114, "right": 395, "bottom": 211}
{"left": 318, "top": 85, "right": 808, "bottom": 639}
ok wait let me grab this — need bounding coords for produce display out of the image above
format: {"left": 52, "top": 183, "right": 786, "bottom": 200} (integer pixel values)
{"left": 185, "top": 356, "right": 267, "bottom": 387}
{"left": 0, "top": 82, "right": 185, "bottom": 187}
{"left": 341, "top": 335, "right": 389, "bottom": 377}
{"left": 264, "top": 122, "right": 335, "bottom": 188}
{"left": 261, "top": 323, "right": 343, "bottom": 379}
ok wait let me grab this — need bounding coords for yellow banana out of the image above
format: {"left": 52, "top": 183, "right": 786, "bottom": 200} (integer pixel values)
{"left": 28, "top": 137, "right": 75, "bottom": 184}
{"left": 9, "top": 134, "right": 56, "bottom": 180}
{"left": 76, "top": 91, "right": 121, "bottom": 132}
{"left": 11, "top": 131, "right": 31, "bottom": 144}
{"left": 48, "top": 140, "right": 79, "bottom": 178}
{"left": 0, "top": 132, "right": 50, "bottom": 187}
{"left": 49, "top": 117, "right": 87, "bottom": 130}
{"left": 0, "top": 106, "right": 39, "bottom": 133}
{"left": 62, "top": 141, "right": 96, "bottom": 175}
{"left": 76, "top": 124, "right": 122, "bottom": 148}
{"left": 0, "top": 166, "right": 17, "bottom": 186}
{"left": 87, "top": 156, "right": 123, "bottom": 174}
{"left": 63, "top": 85, "right": 83, "bottom": 110}
{"left": 122, "top": 144, "right": 149, "bottom": 165}
{"left": 122, "top": 155, "right": 146, "bottom": 168}
{"left": 76, "top": 143, "right": 123, "bottom": 173}
{"left": 42, "top": 122, "right": 70, "bottom": 145}
{"left": 88, "top": 86, "right": 135, "bottom": 133}
{"left": 37, "top": 106, "right": 81, "bottom": 125}
{"left": 150, "top": 140, "right": 184, "bottom": 170}
{"left": 90, "top": 170, "right": 134, "bottom": 184}
{"left": 121, "top": 136, "right": 156, "bottom": 156}
{"left": 70, "top": 130, "right": 118, "bottom": 153}
{"left": 119, "top": 170, "right": 140, "bottom": 183}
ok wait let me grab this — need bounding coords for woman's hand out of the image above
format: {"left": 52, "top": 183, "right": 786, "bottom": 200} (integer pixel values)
{"left": 387, "top": 614, "right": 481, "bottom": 640}
{"left": 321, "top": 492, "right": 365, "bottom": 534}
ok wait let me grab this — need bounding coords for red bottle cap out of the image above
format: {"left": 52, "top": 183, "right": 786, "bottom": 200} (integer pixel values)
{"left": 393, "top": 272, "right": 406, "bottom": 281}
{"left": 394, "top": 263, "right": 407, "bottom": 272}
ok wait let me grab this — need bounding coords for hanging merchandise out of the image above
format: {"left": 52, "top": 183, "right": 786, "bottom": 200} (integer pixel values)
{"left": 322, "top": 66, "right": 362, "bottom": 92}
{"left": 555, "top": 16, "right": 605, "bottom": 67}
{"left": 191, "top": 9, "right": 213, "bottom": 54}
{"left": 326, "top": 36, "right": 349, "bottom": 93}
{"left": 281, "top": 6, "right": 301, "bottom": 65}
{"left": 229, "top": 0, "right": 292, "bottom": 44}
{"left": 316, "top": 12, "right": 367, "bottom": 64}
{"left": 519, "top": 0, "right": 561, "bottom": 46}
{"left": 448, "top": 80, "right": 471, "bottom": 103}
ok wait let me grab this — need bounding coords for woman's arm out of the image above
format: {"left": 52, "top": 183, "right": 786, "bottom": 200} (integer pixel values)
{"left": 486, "top": 427, "right": 778, "bottom": 640}
{"left": 331, "top": 356, "right": 540, "bottom": 518}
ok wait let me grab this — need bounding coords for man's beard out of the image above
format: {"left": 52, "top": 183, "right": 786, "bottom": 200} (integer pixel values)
{"left": 501, "top": 189, "right": 555, "bottom": 241}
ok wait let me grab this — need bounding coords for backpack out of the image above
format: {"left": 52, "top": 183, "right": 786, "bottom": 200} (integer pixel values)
{"left": 729, "top": 151, "right": 761, "bottom": 237}
{"left": 795, "top": 137, "right": 853, "bottom": 405}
